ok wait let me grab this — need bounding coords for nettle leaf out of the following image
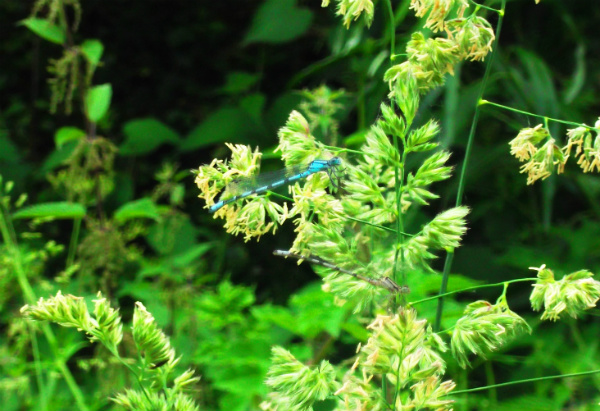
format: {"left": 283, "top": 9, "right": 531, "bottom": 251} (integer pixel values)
{"left": 0, "top": 130, "right": 21, "bottom": 163}
{"left": 20, "top": 18, "right": 65, "bottom": 44}
{"left": 179, "top": 106, "right": 258, "bottom": 152}
{"left": 41, "top": 140, "right": 79, "bottom": 173}
{"left": 120, "top": 118, "right": 181, "bottom": 156}
{"left": 80, "top": 39, "right": 104, "bottom": 66}
{"left": 12, "top": 202, "right": 86, "bottom": 219}
{"left": 243, "top": 0, "right": 313, "bottom": 44}
{"left": 85, "top": 83, "right": 112, "bottom": 122}
{"left": 55, "top": 127, "right": 86, "bottom": 149}
{"left": 221, "top": 72, "right": 261, "bottom": 95}
{"left": 114, "top": 198, "right": 160, "bottom": 223}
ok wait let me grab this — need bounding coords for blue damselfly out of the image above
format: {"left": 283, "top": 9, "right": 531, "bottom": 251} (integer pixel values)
{"left": 209, "top": 157, "right": 343, "bottom": 212}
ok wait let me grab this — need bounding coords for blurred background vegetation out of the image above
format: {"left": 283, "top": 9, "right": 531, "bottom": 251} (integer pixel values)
{"left": 2, "top": 0, "right": 600, "bottom": 410}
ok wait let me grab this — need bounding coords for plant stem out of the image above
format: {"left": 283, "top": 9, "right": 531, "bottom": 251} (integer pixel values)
{"left": 411, "top": 278, "right": 537, "bottom": 306}
{"left": 484, "top": 361, "right": 497, "bottom": 405}
{"left": 28, "top": 322, "right": 48, "bottom": 411}
{"left": 0, "top": 206, "right": 90, "bottom": 411}
{"left": 384, "top": 0, "right": 395, "bottom": 57}
{"left": 66, "top": 217, "right": 81, "bottom": 268}
{"left": 480, "top": 99, "right": 595, "bottom": 129}
{"left": 434, "top": 0, "right": 507, "bottom": 332}
{"left": 449, "top": 368, "right": 600, "bottom": 396}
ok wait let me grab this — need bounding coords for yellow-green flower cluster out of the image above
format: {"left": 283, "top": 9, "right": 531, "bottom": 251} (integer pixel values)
{"left": 194, "top": 113, "right": 343, "bottom": 242}
{"left": 132, "top": 302, "right": 176, "bottom": 369}
{"left": 451, "top": 299, "right": 531, "bottom": 368}
{"left": 509, "top": 121, "right": 600, "bottom": 184}
{"left": 385, "top": 1, "right": 495, "bottom": 93}
{"left": 410, "top": 0, "right": 469, "bottom": 33}
{"left": 22, "top": 291, "right": 123, "bottom": 349}
{"left": 509, "top": 124, "right": 565, "bottom": 184}
{"left": 322, "top": 0, "right": 374, "bottom": 28}
{"left": 262, "top": 346, "right": 339, "bottom": 411}
{"left": 336, "top": 308, "right": 454, "bottom": 410}
{"left": 564, "top": 121, "right": 600, "bottom": 173}
{"left": 530, "top": 264, "right": 600, "bottom": 321}
{"left": 401, "top": 206, "right": 470, "bottom": 269}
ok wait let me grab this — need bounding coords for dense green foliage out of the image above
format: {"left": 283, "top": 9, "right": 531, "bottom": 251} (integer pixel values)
{"left": 2, "top": 0, "right": 600, "bottom": 410}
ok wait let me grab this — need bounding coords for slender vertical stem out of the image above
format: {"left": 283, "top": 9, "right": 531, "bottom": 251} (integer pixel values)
{"left": 484, "top": 361, "right": 497, "bottom": 405}
{"left": 434, "top": 0, "right": 508, "bottom": 331}
{"left": 28, "top": 322, "right": 48, "bottom": 411}
{"left": 0, "top": 207, "right": 90, "bottom": 411}
{"left": 66, "top": 217, "right": 81, "bottom": 268}
{"left": 384, "top": 0, "right": 395, "bottom": 56}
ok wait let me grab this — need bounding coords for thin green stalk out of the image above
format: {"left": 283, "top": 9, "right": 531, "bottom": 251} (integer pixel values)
{"left": 448, "top": 368, "right": 600, "bottom": 396}
{"left": 384, "top": 0, "right": 395, "bottom": 57}
{"left": 411, "top": 278, "right": 537, "bottom": 306}
{"left": 323, "top": 146, "right": 365, "bottom": 155}
{"left": 106, "top": 346, "right": 152, "bottom": 402}
{"left": 480, "top": 99, "right": 595, "bottom": 129}
{"left": 28, "top": 322, "right": 48, "bottom": 411}
{"left": 434, "top": 0, "right": 507, "bottom": 332}
{"left": 468, "top": 0, "right": 501, "bottom": 13}
{"left": 383, "top": 1, "right": 410, "bottom": 407}
{"left": 484, "top": 361, "right": 497, "bottom": 405}
{"left": 66, "top": 217, "right": 81, "bottom": 268}
{"left": 346, "top": 215, "right": 413, "bottom": 235}
{"left": 383, "top": 0, "right": 407, "bottom": 293}
{"left": 0, "top": 209, "right": 90, "bottom": 411}
{"left": 357, "top": 72, "right": 366, "bottom": 131}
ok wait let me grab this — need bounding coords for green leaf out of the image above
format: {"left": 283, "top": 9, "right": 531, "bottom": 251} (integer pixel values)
{"left": 139, "top": 244, "right": 214, "bottom": 278}
{"left": 179, "top": 106, "right": 258, "bottom": 152}
{"left": 120, "top": 118, "right": 181, "bottom": 156}
{"left": 146, "top": 214, "right": 198, "bottom": 255}
{"left": 0, "top": 129, "right": 21, "bottom": 162}
{"left": 41, "top": 140, "right": 79, "bottom": 173}
{"left": 85, "top": 83, "right": 112, "bottom": 122}
{"left": 564, "top": 44, "right": 586, "bottom": 104}
{"left": 19, "top": 18, "right": 65, "bottom": 45}
{"left": 12, "top": 202, "right": 86, "bottom": 219}
{"left": 55, "top": 127, "right": 85, "bottom": 149}
{"left": 243, "top": 0, "right": 313, "bottom": 45}
{"left": 265, "top": 92, "right": 302, "bottom": 131}
{"left": 114, "top": 198, "right": 160, "bottom": 223}
{"left": 80, "top": 39, "right": 104, "bottom": 66}
{"left": 239, "top": 93, "right": 266, "bottom": 124}
{"left": 221, "top": 72, "right": 260, "bottom": 95}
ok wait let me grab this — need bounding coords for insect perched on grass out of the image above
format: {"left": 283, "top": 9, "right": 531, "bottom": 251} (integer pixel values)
{"left": 273, "top": 249, "right": 409, "bottom": 294}
{"left": 209, "top": 157, "right": 344, "bottom": 212}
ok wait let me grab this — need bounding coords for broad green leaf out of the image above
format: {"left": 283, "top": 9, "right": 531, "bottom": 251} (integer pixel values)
{"left": 0, "top": 129, "right": 21, "bottom": 162}
{"left": 564, "top": 44, "right": 586, "bottom": 104}
{"left": 114, "top": 198, "right": 160, "bottom": 223}
{"left": 146, "top": 214, "right": 198, "bottom": 255}
{"left": 85, "top": 83, "right": 112, "bottom": 122}
{"left": 179, "top": 106, "right": 258, "bottom": 152}
{"left": 221, "top": 72, "right": 260, "bottom": 95}
{"left": 41, "top": 140, "right": 79, "bottom": 173}
{"left": 239, "top": 93, "right": 266, "bottom": 124}
{"left": 117, "top": 282, "right": 170, "bottom": 326}
{"left": 55, "top": 127, "right": 85, "bottom": 149}
{"left": 120, "top": 118, "right": 180, "bottom": 156}
{"left": 243, "top": 0, "right": 313, "bottom": 44}
{"left": 19, "top": 18, "right": 65, "bottom": 45}
{"left": 80, "top": 39, "right": 104, "bottom": 66}
{"left": 139, "top": 244, "right": 214, "bottom": 278}
{"left": 12, "top": 202, "right": 86, "bottom": 219}
{"left": 265, "top": 91, "right": 302, "bottom": 131}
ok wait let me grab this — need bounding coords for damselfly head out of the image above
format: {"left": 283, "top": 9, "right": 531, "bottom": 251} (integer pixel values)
{"left": 330, "top": 157, "right": 342, "bottom": 166}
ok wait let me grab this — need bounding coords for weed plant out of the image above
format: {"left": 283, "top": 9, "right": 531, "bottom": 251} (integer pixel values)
{"left": 2, "top": 0, "right": 600, "bottom": 410}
